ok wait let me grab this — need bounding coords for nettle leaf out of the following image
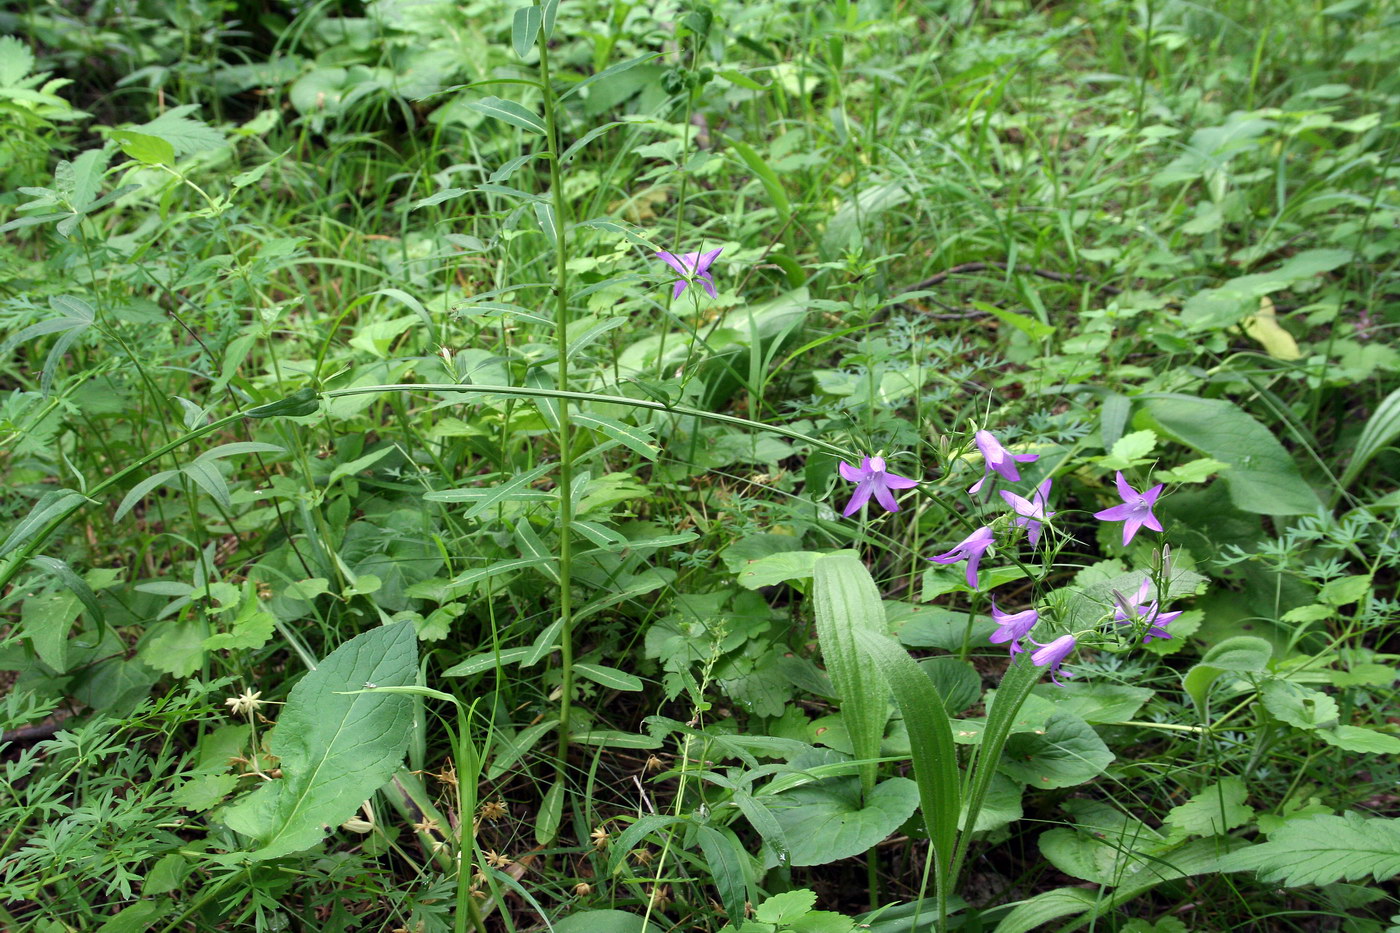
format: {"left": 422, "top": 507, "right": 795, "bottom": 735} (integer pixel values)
{"left": 1219, "top": 812, "right": 1400, "bottom": 886}
{"left": 136, "top": 104, "right": 227, "bottom": 155}
{"left": 999, "top": 712, "right": 1114, "bottom": 789}
{"left": 1165, "top": 777, "right": 1255, "bottom": 837}
{"left": 222, "top": 622, "right": 417, "bottom": 860}
{"left": 1261, "top": 680, "right": 1339, "bottom": 730}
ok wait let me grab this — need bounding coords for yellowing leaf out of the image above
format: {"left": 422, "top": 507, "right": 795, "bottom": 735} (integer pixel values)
{"left": 1241, "top": 297, "right": 1301, "bottom": 360}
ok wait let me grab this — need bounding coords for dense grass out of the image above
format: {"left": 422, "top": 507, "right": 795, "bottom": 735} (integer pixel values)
{"left": 1, "top": 1, "right": 1398, "bottom": 931}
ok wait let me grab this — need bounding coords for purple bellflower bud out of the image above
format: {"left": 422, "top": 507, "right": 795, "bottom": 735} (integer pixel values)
{"left": 1113, "top": 580, "right": 1183, "bottom": 644}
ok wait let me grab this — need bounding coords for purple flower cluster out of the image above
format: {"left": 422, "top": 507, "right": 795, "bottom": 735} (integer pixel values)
{"left": 829, "top": 430, "right": 1180, "bottom": 687}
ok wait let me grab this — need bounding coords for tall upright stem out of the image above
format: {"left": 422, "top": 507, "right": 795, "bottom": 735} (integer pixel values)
{"left": 536, "top": 11, "right": 576, "bottom": 784}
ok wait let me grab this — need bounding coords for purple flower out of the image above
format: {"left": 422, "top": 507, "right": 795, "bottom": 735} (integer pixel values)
{"left": 1093, "top": 471, "right": 1164, "bottom": 547}
{"left": 1000, "top": 478, "right": 1055, "bottom": 546}
{"left": 969, "top": 430, "right": 1039, "bottom": 494}
{"left": 989, "top": 601, "right": 1039, "bottom": 657}
{"left": 1113, "top": 580, "right": 1183, "bottom": 644}
{"left": 656, "top": 247, "right": 723, "bottom": 299}
{"left": 838, "top": 455, "right": 919, "bottom": 516}
{"left": 1029, "top": 634, "right": 1076, "bottom": 687}
{"left": 928, "top": 526, "right": 995, "bottom": 589}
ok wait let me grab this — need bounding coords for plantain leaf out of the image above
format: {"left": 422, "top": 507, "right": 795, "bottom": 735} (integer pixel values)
{"left": 812, "top": 552, "right": 891, "bottom": 796}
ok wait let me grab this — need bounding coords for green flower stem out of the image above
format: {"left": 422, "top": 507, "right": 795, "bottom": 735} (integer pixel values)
{"left": 535, "top": 8, "right": 578, "bottom": 787}
{"left": 322, "top": 382, "right": 857, "bottom": 460}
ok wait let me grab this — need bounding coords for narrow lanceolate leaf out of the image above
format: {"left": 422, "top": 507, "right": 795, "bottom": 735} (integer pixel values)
{"left": 28, "top": 556, "right": 105, "bottom": 632}
{"left": 608, "top": 813, "right": 684, "bottom": 874}
{"left": 572, "top": 411, "right": 659, "bottom": 460}
{"left": 445, "top": 462, "right": 554, "bottom": 520}
{"left": 445, "top": 557, "right": 554, "bottom": 594}
{"left": 955, "top": 650, "right": 1043, "bottom": 881}
{"left": 535, "top": 780, "right": 564, "bottom": 845}
{"left": 812, "top": 552, "right": 890, "bottom": 796}
{"left": 1218, "top": 812, "right": 1400, "bottom": 886}
{"left": 511, "top": 5, "right": 542, "bottom": 58}
{"left": 694, "top": 824, "right": 751, "bottom": 924}
{"left": 466, "top": 97, "right": 546, "bottom": 135}
{"left": 222, "top": 622, "right": 417, "bottom": 860}
{"left": 726, "top": 136, "right": 791, "bottom": 223}
{"left": 573, "top": 662, "right": 643, "bottom": 692}
{"left": 2, "top": 489, "right": 91, "bottom": 558}
{"left": 854, "top": 628, "right": 960, "bottom": 909}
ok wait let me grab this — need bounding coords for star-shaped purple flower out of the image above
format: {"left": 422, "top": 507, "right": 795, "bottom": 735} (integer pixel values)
{"left": 928, "top": 526, "right": 995, "bottom": 589}
{"left": 838, "top": 455, "right": 919, "bottom": 516}
{"left": 656, "top": 247, "right": 723, "bottom": 299}
{"left": 989, "top": 601, "right": 1039, "bottom": 657}
{"left": 1093, "top": 471, "right": 1164, "bottom": 547}
{"left": 969, "top": 430, "right": 1039, "bottom": 494}
{"left": 1000, "top": 478, "right": 1055, "bottom": 546}
{"left": 1113, "top": 580, "right": 1183, "bottom": 644}
{"left": 1029, "top": 634, "right": 1076, "bottom": 687}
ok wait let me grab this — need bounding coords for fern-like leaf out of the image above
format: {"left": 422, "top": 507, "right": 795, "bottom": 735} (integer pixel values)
{"left": 1219, "top": 812, "right": 1400, "bottom": 886}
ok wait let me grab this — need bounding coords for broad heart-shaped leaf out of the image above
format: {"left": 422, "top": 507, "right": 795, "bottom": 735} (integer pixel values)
{"left": 737, "top": 550, "right": 825, "bottom": 589}
{"left": 1318, "top": 725, "right": 1400, "bottom": 754}
{"left": 812, "top": 553, "right": 890, "bottom": 795}
{"left": 1140, "top": 395, "right": 1320, "bottom": 516}
{"left": 1182, "top": 635, "right": 1272, "bottom": 713}
{"left": 765, "top": 774, "right": 919, "bottom": 866}
{"left": 551, "top": 910, "right": 660, "bottom": 933}
{"left": 1218, "top": 812, "right": 1400, "bottom": 886}
{"left": 1033, "top": 682, "right": 1153, "bottom": 724}
{"left": 1260, "top": 680, "right": 1339, "bottom": 729}
{"left": 222, "top": 622, "right": 417, "bottom": 860}
{"left": 999, "top": 712, "right": 1114, "bottom": 789}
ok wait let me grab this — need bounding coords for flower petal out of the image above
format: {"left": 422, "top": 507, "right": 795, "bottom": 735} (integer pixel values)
{"left": 838, "top": 460, "right": 865, "bottom": 482}
{"left": 883, "top": 472, "right": 920, "bottom": 489}
{"left": 656, "top": 251, "right": 690, "bottom": 277}
{"left": 872, "top": 482, "right": 900, "bottom": 513}
{"left": 1094, "top": 503, "right": 1134, "bottom": 521}
{"left": 1114, "top": 471, "right": 1137, "bottom": 502}
{"left": 843, "top": 481, "right": 874, "bottom": 517}
{"left": 696, "top": 246, "right": 723, "bottom": 271}
{"left": 672, "top": 279, "right": 688, "bottom": 300}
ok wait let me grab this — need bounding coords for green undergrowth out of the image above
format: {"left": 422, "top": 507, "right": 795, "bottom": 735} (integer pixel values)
{"left": 1, "top": 1, "right": 1398, "bottom": 932}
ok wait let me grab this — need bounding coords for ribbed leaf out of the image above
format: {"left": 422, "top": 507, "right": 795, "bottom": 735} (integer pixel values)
{"left": 812, "top": 552, "right": 890, "bottom": 796}
{"left": 854, "top": 628, "right": 961, "bottom": 922}
{"left": 1341, "top": 387, "right": 1400, "bottom": 490}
